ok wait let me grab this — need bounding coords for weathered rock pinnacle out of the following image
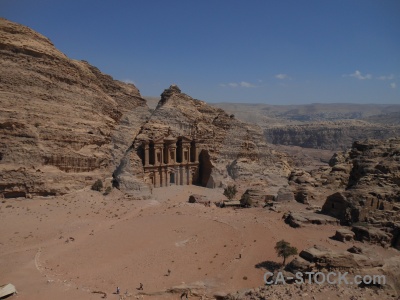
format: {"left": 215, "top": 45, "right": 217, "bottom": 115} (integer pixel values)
{"left": 159, "top": 84, "right": 182, "bottom": 105}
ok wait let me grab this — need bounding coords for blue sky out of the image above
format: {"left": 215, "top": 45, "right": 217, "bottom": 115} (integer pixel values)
{"left": 1, "top": 0, "right": 400, "bottom": 104}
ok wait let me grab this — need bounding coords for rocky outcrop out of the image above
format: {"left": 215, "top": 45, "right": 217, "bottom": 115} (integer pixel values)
{"left": 322, "top": 139, "right": 400, "bottom": 223}
{"left": 299, "top": 245, "right": 383, "bottom": 270}
{"left": 320, "top": 138, "right": 400, "bottom": 249}
{"left": 222, "top": 245, "right": 399, "bottom": 299}
{"left": 284, "top": 211, "right": 339, "bottom": 228}
{"left": 333, "top": 228, "right": 355, "bottom": 242}
{"left": 188, "top": 194, "right": 208, "bottom": 204}
{"left": 114, "top": 84, "right": 292, "bottom": 193}
{"left": 0, "top": 18, "right": 149, "bottom": 197}
{"left": 240, "top": 188, "right": 266, "bottom": 207}
{"left": 352, "top": 225, "right": 393, "bottom": 248}
{"left": 275, "top": 187, "right": 294, "bottom": 202}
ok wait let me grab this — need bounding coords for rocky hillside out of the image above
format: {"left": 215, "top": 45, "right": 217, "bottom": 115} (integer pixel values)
{"left": 0, "top": 19, "right": 291, "bottom": 198}
{"left": 114, "top": 85, "right": 292, "bottom": 193}
{"left": 314, "top": 138, "right": 400, "bottom": 250}
{"left": 0, "top": 18, "right": 150, "bottom": 197}
{"left": 322, "top": 138, "right": 400, "bottom": 220}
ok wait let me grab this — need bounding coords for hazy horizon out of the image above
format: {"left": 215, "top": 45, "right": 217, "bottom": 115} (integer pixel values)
{"left": 144, "top": 94, "right": 400, "bottom": 106}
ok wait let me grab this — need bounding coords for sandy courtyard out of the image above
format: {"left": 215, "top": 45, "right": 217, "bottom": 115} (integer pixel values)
{"left": 1, "top": 185, "right": 397, "bottom": 299}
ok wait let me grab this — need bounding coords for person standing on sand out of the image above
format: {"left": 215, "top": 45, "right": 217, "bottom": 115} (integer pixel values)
{"left": 116, "top": 286, "right": 120, "bottom": 294}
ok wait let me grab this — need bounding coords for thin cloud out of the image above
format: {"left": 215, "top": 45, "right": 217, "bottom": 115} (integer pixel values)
{"left": 343, "top": 70, "right": 372, "bottom": 80}
{"left": 220, "top": 81, "right": 256, "bottom": 88}
{"left": 390, "top": 82, "right": 397, "bottom": 89}
{"left": 377, "top": 74, "right": 395, "bottom": 80}
{"left": 239, "top": 81, "right": 255, "bottom": 88}
{"left": 275, "top": 73, "right": 290, "bottom": 80}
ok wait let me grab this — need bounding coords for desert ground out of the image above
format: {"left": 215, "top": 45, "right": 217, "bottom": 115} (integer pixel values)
{"left": 1, "top": 185, "right": 398, "bottom": 300}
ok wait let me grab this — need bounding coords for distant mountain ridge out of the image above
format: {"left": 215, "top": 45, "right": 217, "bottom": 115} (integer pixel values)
{"left": 212, "top": 102, "right": 400, "bottom": 150}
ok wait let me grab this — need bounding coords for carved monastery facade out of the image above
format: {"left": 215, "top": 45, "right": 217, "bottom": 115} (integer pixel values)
{"left": 142, "top": 136, "right": 200, "bottom": 188}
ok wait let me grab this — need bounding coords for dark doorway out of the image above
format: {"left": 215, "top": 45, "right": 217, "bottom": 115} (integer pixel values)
{"left": 170, "top": 173, "right": 175, "bottom": 184}
{"left": 198, "top": 149, "right": 213, "bottom": 187}
{"left": 176, "top": 139, "right": 182, "bottom": 163}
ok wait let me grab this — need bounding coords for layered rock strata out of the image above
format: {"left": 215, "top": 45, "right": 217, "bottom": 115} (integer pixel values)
{"left": 114, "top": 85, "right": 292, "bottom": 193}
{"left": 0, "top": 18, "right": 149, "bottom": 197}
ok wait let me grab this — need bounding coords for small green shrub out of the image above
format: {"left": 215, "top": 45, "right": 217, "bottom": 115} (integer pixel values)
{"left": 223, "top": 184, "right": 237, "bottom": 201}
{"left": 91, "top": 179, "right": 103, "bottom": 192}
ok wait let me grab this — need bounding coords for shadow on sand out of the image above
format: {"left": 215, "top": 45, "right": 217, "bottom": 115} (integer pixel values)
{"left": 254, "top": 260, "right": 282, "bottom": 272}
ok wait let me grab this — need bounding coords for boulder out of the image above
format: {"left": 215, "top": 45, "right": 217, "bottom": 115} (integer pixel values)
{"left": 333, "top": 228, "right": 355, "bottom": 242}
{"left": 240, "top": 188, "right": 265, "bottom": 207}
{"left": 284, "top": 256, "right": 312, "bottom": 273}
{"left": 188, "top": 194, "right": 207, "bottom": 204}
{"left": 294, "top": 187, "right": 311, "bottom": 204}
{"left": 275, "top": 188, "right": 294, "bottom": 202}
{"left": 352, "top": 225, "right": 392, "bottom": 247}
{"left": 284, "top": 212, "right": 339, "bottom": 228}
{"left": 346, "top": 245, "right": 366, "bottom": 254}
{"left": 299, "top": 245, "right": 383, "bottom": 270}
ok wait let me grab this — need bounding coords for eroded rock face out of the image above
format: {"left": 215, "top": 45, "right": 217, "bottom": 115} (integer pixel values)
{"left": 351, "top": 225, "right": 393, "bottom": 248}
{"left": 322, "top": 139, "right": 400, "bottom": 224}
{"left": 0, "top": 18, "right": 149, "bottom": 197}
{"left": 240, "top": 188, "right": 266, "bottom": 207}
{"left": 320, "top": 138, "right": 400, "bottom": 249}
{"left": 115, "top": 85, "right": 292, "bottom": 193}
{"left": 299, "top": 245, "right": 383, "bottom": 270}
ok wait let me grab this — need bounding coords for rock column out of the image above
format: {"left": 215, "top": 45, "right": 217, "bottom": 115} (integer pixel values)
{"left": 194, "top": 142, "right": 199, "bottom": 163}
{"left": 144, "top": 142, "right": 149, "bottom": 166}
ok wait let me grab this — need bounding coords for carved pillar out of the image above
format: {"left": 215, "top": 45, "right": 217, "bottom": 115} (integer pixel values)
{"left": 155, "top": 148, "right": 160, "bottom": 165}
{"left": 160, "top": 168, "right": 164, "bottom": 187}
{"left": 186, "top": 167, "right": 190, "bottom": 185}
{"left": 181, "top": 145, "right": 186, "bottom": 163}
{"left": 176, "top": 167, "right": 180, "bottom": 185}
{"left": 188, "top": 167, "right": 193, "bottom": 185}
{"left": 179, "top": 167, "right": 183, "bottom": 185}
{"left": 171, "top": 147, "right": 176, "bottom": 164}
{"left": 165, "top": 169, "right": 169, "bottom": 186}
{"left": 173, "top": 147, "right": 176, "bottom": 164}
{"left": 164, "top": 144, "right": 170, "bottom": 165}
{"left": 183, "top": 145, "right": 189, "bottom": 164}
{"left": 160, "top": 146, "right": 164, "bottom": 166}
{"left": 194, "top": 142, "right": 199, "bottom": 163}
{"left": 188, "top": 146, "right": 191, "bottom": 164}
{"left": 155, "top": 170, "right": 160, "bottom": 188}
{"left": 144, "top": 142, "right": 149, "bottom": 166}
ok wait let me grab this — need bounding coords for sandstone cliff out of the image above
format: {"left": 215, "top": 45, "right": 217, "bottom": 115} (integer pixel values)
{"left": 317, "top": 138, "right": 400, "bottom": 249}
{"left": 0, "top": 18, "right": 150, "bottom": 197}
{"left": 113, "top": 85, "right": 292, "bottom": 193}
{"left": 0, "top": 19, "right": 291, "bottom": 198}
